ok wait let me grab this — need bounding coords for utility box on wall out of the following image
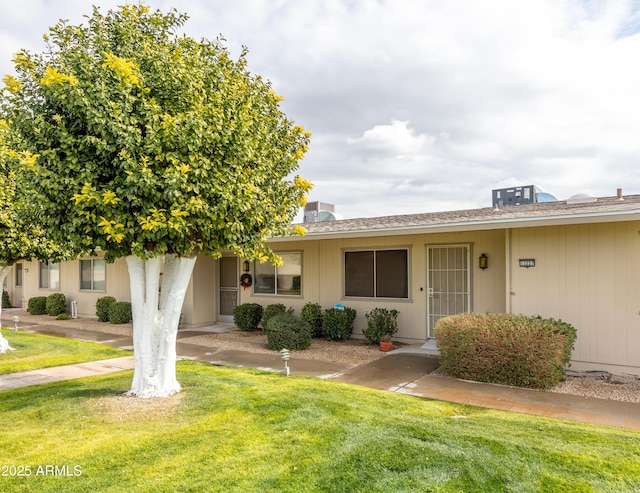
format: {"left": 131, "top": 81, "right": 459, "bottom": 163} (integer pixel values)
{"left": 492, "top": 185, "right": 540, "bottom": 207}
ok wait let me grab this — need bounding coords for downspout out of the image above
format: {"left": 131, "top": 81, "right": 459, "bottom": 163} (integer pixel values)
{"left": 506, "top": 228, "right": 513, "bottom": 314}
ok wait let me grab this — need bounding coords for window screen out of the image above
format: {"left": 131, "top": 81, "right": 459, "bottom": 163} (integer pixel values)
{"left": 344, "top": 249, "right": 408, "bottom": 299}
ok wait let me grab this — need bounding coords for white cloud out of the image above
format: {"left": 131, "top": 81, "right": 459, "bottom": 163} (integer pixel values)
{"left": 348, "top": 120, "right": 434, "bottom": 156}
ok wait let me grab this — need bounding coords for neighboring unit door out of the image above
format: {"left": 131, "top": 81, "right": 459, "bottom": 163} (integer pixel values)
{"left": 13, "top": 263, "right": 23, "bottom": 309}
{"left": 427, "top": 245, "right": 471, "bottom": 338}
{"left": 218, "top": 256, "right": 238, "bottom": 323}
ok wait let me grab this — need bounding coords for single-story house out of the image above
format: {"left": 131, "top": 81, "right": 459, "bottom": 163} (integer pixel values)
{"left": 4, "top": 186, "right": 640, "bottom": 376}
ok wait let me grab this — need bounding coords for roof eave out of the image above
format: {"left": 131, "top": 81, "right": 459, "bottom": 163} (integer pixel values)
{"left": 268, "top": 209, "right": 640, "bottom": 242}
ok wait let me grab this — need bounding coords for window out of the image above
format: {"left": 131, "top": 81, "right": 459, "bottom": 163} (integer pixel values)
{"left": 254, "top": 252, "right": 301, "bottom": 296}
{"left": 39, "top": 261, "right": 60, "bottom": 290}
{"left": 344, "top": 249, "right": 408, "bottom": 299}
{"left": 80, "top": 259, "right": 106, "bottom": 291}
{"left": 15, "top": 263, "right": 23, "bottom": 287}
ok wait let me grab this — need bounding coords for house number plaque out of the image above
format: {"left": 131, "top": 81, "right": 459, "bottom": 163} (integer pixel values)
{"left": 519, "top": 259, "right": 536, "bottom": 268}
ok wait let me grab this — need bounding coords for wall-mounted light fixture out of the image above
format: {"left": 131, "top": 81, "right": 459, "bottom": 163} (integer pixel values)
{"left": 242, "top": 260, "right": 250, "bottom": 272}
{"left": 479, "top": 253, "right": 488, "bottom": 270}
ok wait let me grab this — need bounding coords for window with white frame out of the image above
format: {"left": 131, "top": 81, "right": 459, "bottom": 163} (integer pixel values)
{"left": 39, "top": 261, "right": 60, "bottom": 290}
{"left": 344, "top": 248, "right": 409, "bottom": 299}
{"left": 80, "top": 258, "right": 106, "bottom": 291}
{"left": 254, "top": 252, "right": 302, "bottom": 296}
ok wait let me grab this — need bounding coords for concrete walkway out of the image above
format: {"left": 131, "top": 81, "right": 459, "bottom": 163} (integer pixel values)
{"left": 0, "top": 356, "right": 135, "bottom": 390}
{"left": 2, "top": 324, "right": 640, "bottom": 431}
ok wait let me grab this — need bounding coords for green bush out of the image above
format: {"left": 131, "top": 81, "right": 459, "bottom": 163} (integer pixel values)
{"left": 28, "top": 296, "right": 48, "bottom": 315}
{"left": 434, "top": 313, "right": 577, "bottom": 390}
{"left": 2, "top": 290, "right": 11, "bottom": 309}
{"left": 322, "top": 307, "right": 357, "bottom": 341}
{"left": 233, "top": 303, "right": 263, "bottom": 331}
{"left": 363, "top": 308, "right": 399, "bottom": 344}
{"left": 108, "top": 301, "right": 132, "bottom": 324}
{"left": 301, "top": 302, "right": 323, "bottom": 338}
{"left": 265, "top": 313, "right": 312, "bottom": 351}
{"left": 96, "top": 296, "right": 117, "bottom": 322}
{"left": 261, "top": 303, "right": 293, "bottom": 328}
{"left": 46, "top": 293, "right": 67, "bottom": 316}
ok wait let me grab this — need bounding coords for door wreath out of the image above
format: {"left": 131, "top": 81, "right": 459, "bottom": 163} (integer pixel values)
{"left": 239, "top": 273, "right": 253, "bottom": 290}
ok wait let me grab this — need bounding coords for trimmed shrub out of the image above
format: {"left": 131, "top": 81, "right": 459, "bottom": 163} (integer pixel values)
{"left": 233, "top": 303, "right": 263, "bottom": 331}
{"left": 265, "top": 313, "right": 312, "bottom": 351}
{"left": 46, "top": 293, "right": 67, "bottom": 316}
{"left": 96, "top": 296, "right": 117, "bottom": 322}
{"left": 2, "top": 290, "right": 11, "bottom": 309}
{"left": 28, "top": 296, "right": 48, "bottom": 315}
{"left": 435, "top": 313, "right": 577, "bottom": 390}
{"left": 109, "top": 301, "right": 132, "bottom": 324}
{"left": 322, "top": 307, "right": 357, "bottom": 341}
{"left": 301, "top": 302, "right": 323, "bottom": 338}
{"left": 363, "top": 308, "right": 399, "bottom": 344}
{"left": 261, "top": 303, "right": 293, "bottom": 328}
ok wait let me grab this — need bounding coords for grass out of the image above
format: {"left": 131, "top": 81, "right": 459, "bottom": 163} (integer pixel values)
{"left": 0, "top": 330, "right": 129, "bottom": 374}
{"left": 0, "top": 360, "right": 639, "bottom": 492}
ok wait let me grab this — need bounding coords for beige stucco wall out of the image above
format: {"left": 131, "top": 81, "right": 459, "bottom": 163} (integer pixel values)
{"left": 7, "top": 218, "right": 638, "bottom": 375}
{"left": 509, "top": 221, "right": 640, "bottom": 375}
{"left": 17, "top": 255, "right": 130, "bottom": 317}
{"left": 13, "top": 252, "right": 218, "bottom": 326}
{"left": 241, "top": 229, "right": 507, "bottom": 342}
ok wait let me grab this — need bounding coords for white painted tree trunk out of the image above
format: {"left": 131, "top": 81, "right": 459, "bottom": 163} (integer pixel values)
{"left": 125, "top": 254, "right": 197, "bottom": 398}
{"left": 0, "top": 266, "right": 14, "bottom": 353}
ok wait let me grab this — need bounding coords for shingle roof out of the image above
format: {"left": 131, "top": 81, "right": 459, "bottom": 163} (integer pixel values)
{"left": 288, "top": 194, "right": 640, "bottom": 239}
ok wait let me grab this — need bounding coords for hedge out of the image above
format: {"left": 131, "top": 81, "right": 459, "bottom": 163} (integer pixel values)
{"left": 301, "top": 302, "right": 323, "bottom": 338}
{"left": 322, "top": 307, "right": 357, "bottom": 341}
{"left": 109, "top": 301, "right": 132, "bottom": 324}
{"left": 28, "top": 296, "right": 48, "bottom": 315}
{"left": 363, "top": 308, "right": 399, "bottom": 344}
{"left": 434, "top": 313, "right": 577, "bottom": 390}
{"left": 46, "top": 293, "right": 67, "bottom": 316}
{"left": 2, "top": 290, "right": 10, "bottom": 309}
{"left": 261, "top": 303, "right": 293, "bottom": 328}
{"left": 233, "top": 303, "right": 263, "bottom": 331}
{"left": 265, "top": 313, "right": 312, "bottom": 351}
{"left": 96, "top": 296, "right": 117, "bottom": 322}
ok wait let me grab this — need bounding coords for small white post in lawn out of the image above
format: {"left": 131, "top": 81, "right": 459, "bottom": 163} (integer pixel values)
{"left": 0, "top": 266, "right": 14, "bottom": 353}
{"left": 280, "top": 348, "right": 290, "bottom": 376}
{"left": 126, "top": 254, "right": 196, "bottom": 398}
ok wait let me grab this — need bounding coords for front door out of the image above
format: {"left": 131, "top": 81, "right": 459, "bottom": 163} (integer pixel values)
{"left": 427, "top": 245, "right": 471, "bottom": 338}
{"left": 218, "top": 256, "right": 238, "bottom": 323}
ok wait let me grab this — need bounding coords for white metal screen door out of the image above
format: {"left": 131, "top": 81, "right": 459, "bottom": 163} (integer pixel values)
{"left": 218, "top": 257, "right": 238, "bottom": 323}
{"left": 427, "top": 245, "right": 470, "bottom": 338}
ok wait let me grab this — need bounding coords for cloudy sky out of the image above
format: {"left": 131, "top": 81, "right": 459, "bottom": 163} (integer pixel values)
{"left": 2, "top": 0, "right": 639, "bottom": 219}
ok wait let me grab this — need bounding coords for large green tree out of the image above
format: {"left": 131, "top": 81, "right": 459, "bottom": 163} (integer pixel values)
{"left": 1, "top": 4, "right": 312, "bottom": 395}
{"left": 0, "top": 120, "right": 64, "bottom": 352}
{"left": 0, "top": 121, "right": 21, "bottom": 351}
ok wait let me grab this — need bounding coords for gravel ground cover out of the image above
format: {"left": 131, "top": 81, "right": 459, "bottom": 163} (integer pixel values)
{"left": 3, "top": 311, "right": 639, "bottom": 403}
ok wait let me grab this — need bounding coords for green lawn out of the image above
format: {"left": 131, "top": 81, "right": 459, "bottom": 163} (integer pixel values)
{"left": 0, "top": 330, "right": 129, "bottom": 374}
{"left": 1, "top": 360, "right": 638, "bottom": 492}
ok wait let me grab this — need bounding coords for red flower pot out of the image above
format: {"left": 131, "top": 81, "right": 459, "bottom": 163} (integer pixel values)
{"left": 379, "top": 341, "right": 393, "bottom": 352}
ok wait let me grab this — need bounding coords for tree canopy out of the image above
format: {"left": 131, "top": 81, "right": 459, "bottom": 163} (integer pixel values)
{"left": 0, "top": 120, "right": 26, "bottom": 267}
{"left": 1, "top": 4, "right": 312, "bottom": 264}
{"left": 0, "top": 120, "right": 63, "bottom": 266}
